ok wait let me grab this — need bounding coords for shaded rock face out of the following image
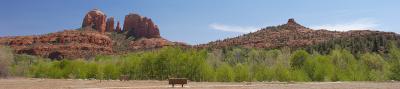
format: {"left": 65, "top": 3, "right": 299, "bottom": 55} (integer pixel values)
{"left": 82, "top": 9, "right": 107, "bottom": 33}
{"left": 115, "top": 21, "right": 122, "bottom": 33}
{"left": 0, "top": 30, "right": 113, "bottom": 59}
{"left": 123, "top": 13, "right": 161, "bottom": 38}
{"left": 106, "top": 17, "right": 115, "bottom": 32}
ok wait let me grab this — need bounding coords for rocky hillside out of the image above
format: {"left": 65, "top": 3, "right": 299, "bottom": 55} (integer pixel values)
{"left": 0, "top": 30, "right": 113, "bottom": 59}
{"left": 199, "top": 19, "right": 400, "bottom": 53}
{"left": 0, "top": 9, "right": 182, "bottom": 59}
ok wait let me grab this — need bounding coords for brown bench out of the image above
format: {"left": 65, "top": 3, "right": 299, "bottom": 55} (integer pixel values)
{"left": 119, "top": 75, "right": 129, "bottom": 81}
{"left": 169, "top": 78, "right": 188, "bottom": 87}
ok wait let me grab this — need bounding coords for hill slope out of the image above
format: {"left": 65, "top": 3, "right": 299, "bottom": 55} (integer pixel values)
{"left": 199, "top": 19, "right": 400, "bottom": 53}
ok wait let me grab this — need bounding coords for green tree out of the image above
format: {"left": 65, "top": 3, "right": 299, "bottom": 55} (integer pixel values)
{"left": 304, "top": 55, "right": 334, "bottom": 81}
{"left": 290, "top": 50, "right": 310, "bottom": 69}
{"left": 253, "top": 64, "right": 272, "bottom": 81}
{"left": 234, "top": 63, "right": 250, "bottom": 82}
{"left": 388, "top": 42, "right": 400, "bottom": 80}
{"left": 0, "top": 46, "right": 13, "bottom": 77}
{"left": 216, "top": 63, "right": 235, "bottom": 82}
{"left": 360, "top": 53, "right": 390, "bottom": 81}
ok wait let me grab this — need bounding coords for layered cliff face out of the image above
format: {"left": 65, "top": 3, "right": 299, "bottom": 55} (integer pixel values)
{"left": 82, "top": 9, "right": 107, "bottom": 33}
{"left": 0, "top": 30, "right": 113, "bottom": 59}
{"left": 123, "top": 13, "right": 161, "bottom": 38}
{"left": 199, "top": 19, "right": 400, "bottom": 52}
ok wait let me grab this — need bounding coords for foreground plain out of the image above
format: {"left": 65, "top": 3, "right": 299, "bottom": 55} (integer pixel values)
{"left": 0, "top": 78, "right": 399, "bottom": 89}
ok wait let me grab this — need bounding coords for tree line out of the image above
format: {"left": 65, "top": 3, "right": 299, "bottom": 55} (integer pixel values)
{"left": 1, "top": 42, "right": 400, "bottom": 82}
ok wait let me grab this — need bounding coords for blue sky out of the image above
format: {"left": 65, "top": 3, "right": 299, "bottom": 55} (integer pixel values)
{"left": 0, "top": 0, "right": 399, "bottom": 44}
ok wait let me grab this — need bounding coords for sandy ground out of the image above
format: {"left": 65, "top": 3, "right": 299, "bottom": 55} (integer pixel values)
{"left": 0, "top": 78, "right": 399, "bottom": 89}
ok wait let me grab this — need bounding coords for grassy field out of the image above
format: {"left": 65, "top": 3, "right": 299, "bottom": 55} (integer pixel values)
{"left": 0, "top": 78, "right": 399, "bottom": 89}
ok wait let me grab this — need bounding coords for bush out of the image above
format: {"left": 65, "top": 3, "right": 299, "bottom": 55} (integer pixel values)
{"left": 290, "top": 50, "right": 310, "bottom": 69}
{"left": 11, "top": 54, "right": 41, "bottom": 77}
{"left": 388, "top": 42, "right": 400, "bottom": 80}
{"left": 290, "top": 69, "right": 310, "bottom": 81}
{"left": 216, "top": 63, "right": 235, "bottom": 82}
{"left": 303, "top": 55, "right": 334, "bottom": 81}
{"left": 327, "top": 49, "right": 369, "bottom": 81}
{"left": 272, "top": 64, "right": 290, "bottom": 81}
{"left": 234, "top": 63, "right": 250, "bottom": 82}
{"left": 253, "top": 64, "right": 272, "bottom": 81}
{"left": 0, "top": 46, "right": 13, "bottom": 78}
{"left": 360, "top": 53, "right": 390, "bottom": 81}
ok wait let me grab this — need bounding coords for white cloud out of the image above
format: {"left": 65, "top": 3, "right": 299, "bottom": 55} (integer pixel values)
{"left": 311, "top": 18, "right": 379, "bottom": 31}
{"left": 209, "top": 23, "right": 259, "bottom": 33}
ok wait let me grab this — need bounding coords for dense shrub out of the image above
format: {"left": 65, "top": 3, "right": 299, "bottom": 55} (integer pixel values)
{"left": 234, "top": 63, "right": 250, "bottom": 82}
{"left": 290, "top": 50, "right": 310, "bottom": 69}
{"left": 215, "top": 63, "right": 235, "bottom": 82}
{"left": 0, "top": 46, "right": 13, "bottom": 77}
{"left": 303, "top": 55, "right": 334, "bottom": 81}
{"left": 6, "top": 45, "right": 400, "bottom": 82}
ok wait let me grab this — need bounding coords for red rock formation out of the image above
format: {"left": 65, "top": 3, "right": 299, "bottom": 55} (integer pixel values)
{"left": 129, "top": 38, "right": 172, "bottom": 50}
{"left": 0, "top": 9, "right": 186, "bottom": 59}
{"left": 106, "top": 17, "right": 115, "bottom": 32}
{"left": 0, "top": 30, "right": 113, "bottom": 59}
{"left": 199, "top": 19, "right": 399, "bottom": 50}
{"left": 284, "top": 18, "right": 308, "bottom": 30}
{"left": 115, "top": 21, "right": 122, "bottom": 33}
{"left": 82, "top": 9, "right": 107, "bottom": 33}
{"left": 287, "top": 18, "right": 298, "bottom": 25}
{"left": 123, "top": 13, "right": 161, "bottom": 38}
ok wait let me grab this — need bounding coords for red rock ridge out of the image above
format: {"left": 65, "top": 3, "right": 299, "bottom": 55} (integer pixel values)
{"left": 198, "top": 19, "right": 398, "bottom": 49}
{"left": 0, "top": 30, "right": 113, "bottom": 59}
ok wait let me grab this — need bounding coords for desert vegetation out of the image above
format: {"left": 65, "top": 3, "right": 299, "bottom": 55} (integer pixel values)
{"left": 0, "top": 46, "right": 13, "bottom": 77}
{"left": 1, "top": 41, "right": 400, "bottom": 82}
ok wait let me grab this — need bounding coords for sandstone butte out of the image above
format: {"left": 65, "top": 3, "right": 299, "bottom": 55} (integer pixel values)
{"left": 82, "top": 9, "right": 107, "bottom": 33}
{"left": 0, "top": 9, "right": 183, "bottom": 59}
{"left": 123, "top": 13, "right": 161, "bottom": 38}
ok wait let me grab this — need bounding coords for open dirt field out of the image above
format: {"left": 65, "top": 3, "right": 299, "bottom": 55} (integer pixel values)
{"left": 0, "top": 78, "right": 399, "bottom": 89}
